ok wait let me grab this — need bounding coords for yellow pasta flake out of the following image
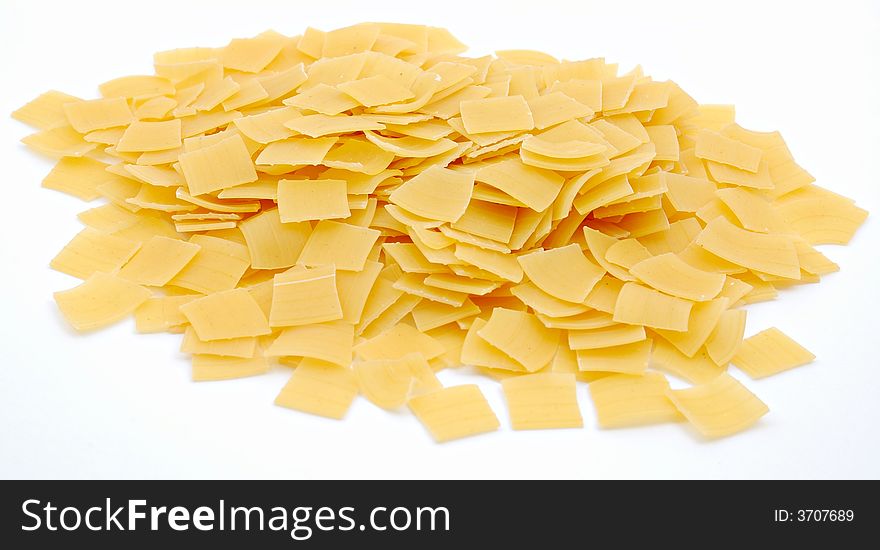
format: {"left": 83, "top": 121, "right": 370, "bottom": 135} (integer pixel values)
{"left": 237, "top": 208, "right": 309, "bottom": 269}
{"left": 266, "top": 321, "right": 354, "bottom": 366}
{"left": 518, "top": 244, "right": 605, "bottom": 303}
{"left": 258, "top": 64, "right": 308, "bottom": 104}
{"left": 338, "top": 75, "right": 415, "bottom": 107}
{"left": 297, "top": 220, "right": 381, "bottom": 271}
{"left": 576, "top": 339, "right": 652, "bottom": 374}
{"left": 285, "top": 113, "right": 385, "bottom": 137}
{"left": 459, "top": 95, "right": 534, "bottom": 134}
{"left": 655, "top": 297, "right": 729, "bottom": 357}
{"left": 12, "top": 90, "right": 81, "bottom": 129}
{"left": 175, "top": 189, "right": 260, "bottom": 214}
{"left": 255, "top": 136, "right": 338, "bottom": 166}
{"left": 438, "top": 224, "right": 510, "bottom": 253}
{"left": 449, "top": 199, "right": 516, "bottom": 244}
{"left": 320, "top": 144, "right": 400, "bottom": 179}
{"left": 705, "top": 308, "right": 748, "bottom": 366}
{"left": 477, "top": 308, "right": 558, "bottom": 372}
{"left": 179, "top": 110, "right": 242, "bottom": 139}
{"left": 645, "top": 125, "right": 679, "bottom": 161}
{"left": 115, "top": 119, "right": 182, "bottom": 152}
{"left": 588, "top": 372, "right": 682, "bottom": 428}
{"left": 521, "top": 134, "right": 606, "bottom": 161}
{"left": 716, "top": 276, "right": 754, "bottom": 303}
{"left": 461, "top": 317, "right": 526, "bottom": 372}
{"left": 382, "top": 243, "right": 446, "bottom": 274}
{"left": 322, "top": 23, "right": 380, "bottom": 57}
{"left": 363, "top": 131, "right": 458, "bottom": 158}
{"left": 192, "top": 354, "right": 268, "bottom": 381}
{"left": 274, "top": 359, "right": 358, "bottom": 419}
{"left": 536, "top": 309, "right": 615, "bottom": 330}
{"left": 354, "top": 322, "right": 445, "bottom": 361}
{"left": 716, "top": 187, "right": 788, "bottom": 233}
{"left": 629, "top": 252, "right": 725, "bottom": 301}
{"left": 667, "top": 373, "right": 769, "bottom": 438}
{"left": 590, "top": 119, "right": 640, "bottom": 155}
{"left": 217, "top": 178, "right": 279, "bottom": 200}
{"left": 126, "top": 184, "right": 193, "bottom": 212}
{"left": 360, "top": 292, "right": 421, "bottom": 339}
{"left": 475, "top": 157, "right": 564, "bottom": 212}
{"left": 568, "top": 323, "right": 646, "bottom": 350}
{"left": 696, "top": 217, "right": 800, "bottom": 279}
{"left": 706, "top": 159, "right": 774, "bottom": 190}
{"left": 454, "top": 243, "right": 523, "bottom": 283}
{"left": 84, "top": 126, "right": 126, "bottom": 145}
{"left": 178, "top": 134, "right": 257, "bottom": 196}
{"left": 691, "top": 104, "right": 735, "bottom": 130}
{"left": 422, "top": 273, "right": 499, "bottom": 296}
{"left": 526, "top": 92, "right": 593, "bottom": 130}
{"left": 510, "top": 281, "right": 588, "bottom": 318}
{"left": 181, "top": 327, "right": 257, "bottom": 359}
{"left": 732, "top": 327, "right": 815, "bottom": 379}
{"left": 21, "top": 125, "right": 96, "bottom": 158}
{"left": 62, "top": 97, "right": 132, "bottom": 133}
{"left": 355, "top": 272, "right": 404, "bottom": 333}
{"left": 694, "top": 129, "right": 762, "bottom": 172}
{"left": 134, "top": 295, "right": 198, "bottom": 333}
{"left": 174, "top": 220, "right": 236, "bottom": 233}
{"left": 284, "top": 83, "right": 358, "bottom": 115}
{"left": 425, "top": 324, "right": 466, "bottom": 369}
{"left": 388, "top": 165, "right": 474, "bottom": 223}
{"left": 613, "top": 282, "right": 692, "bottom": 331}
{"left": 549, "top": 78, "right": 601, "bottom": 110}
{"left": 611, "top": 79, "right": 672, "bottom": 114}
{"left": 123, "top": 164, "right": 184, "bottom": 188}
{"left": 392, "top": 272, "right": 467, "bottom": 306}
{"left": 232, "top": 106, "right": 298, "bottom": 144}
{"left": 179, "top": 288, "right": 271, "bottom": 341}
{"left": 220, "top": 35, "right": 285, "bottom": 73}
{"left": 117, "top": 235, "right": 200, "bottom": 286}
{"left": 277, "top": 178, "right": 350, "bottom": 222}
{"left": 336, "top": 260, "right": 383, "bottom": 324}
{"left": 408, "top": 385, "right": 500, "bottom": 442}
{"left": 573, "top": 175, "right": 634, "bottom": 217}
{"left": 41, "top": 157, "right": 119, "bottom": 201}
{"left": 651, "top": 339, "right": 726, "bottom": 384}
{"left": 192, "top": 76, "right": 241, "bottom": 112}
{"left": 166, "top": 235, "right": 249, "bottom": 294}
{"left": 54, "top": 272, "right": 151, "bottom": 331}
{"left": 50, "top": 227, "right": 141, "bottom": 280}
{"left": 411, "top": 297, "right": 479, "bottom": 332}
{"left": 354, "top": 353, "right": 441, "bottom": 409}
{"left": 775, "top": 186, "right": 868, "bottom": 245}
{"left": 385, "top": 119, "right": 454, "bottom": 141}
{"left": 604, "top": 238, "right": 651, "bottom": 270}
{"left": 269, "top": 264, "right": 343, "bottom": 327}
{"left": 662, "top": 173, "right": 717, "bottom": 212}
{"left": 501, "top": 373, "right": 583, "bottom": 430}
{"left": 637, "top": 218, "right": 699, "bottom": 256}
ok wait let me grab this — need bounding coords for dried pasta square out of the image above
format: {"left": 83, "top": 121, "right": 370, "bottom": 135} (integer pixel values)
{"left": 269, "top": 265, "right": 343, "bottom": 327}
{"left": 501, "top": 373, "right": 583, "bottom": 430}
{"left": 297, "top": 220, "right": 380, "bottom": 271}
{"left": 277, "top": 178, "right": 350, "bottom": 222}
{"left": 732, "top": 327, "right": 815, "bottom": 379}
{"left": 408, "top": 385, "right": 500, "bottom": 442}
{"left": 274, "top": 359, "right": 358, "bottom": 419}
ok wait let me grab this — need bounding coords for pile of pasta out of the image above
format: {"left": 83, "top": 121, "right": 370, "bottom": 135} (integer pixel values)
{"left": 14, "top": 23, "right": 867, "bottom": 442}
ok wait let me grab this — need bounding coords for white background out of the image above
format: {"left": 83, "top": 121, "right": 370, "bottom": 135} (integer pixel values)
{"left": 1, "top": 0, "right": 878, "bottom": 480}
